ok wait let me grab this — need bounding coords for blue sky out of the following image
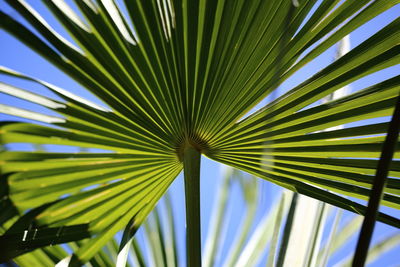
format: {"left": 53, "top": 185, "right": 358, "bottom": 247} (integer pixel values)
{"left": 1, "top": 1, "right": 399, "bottom": 266}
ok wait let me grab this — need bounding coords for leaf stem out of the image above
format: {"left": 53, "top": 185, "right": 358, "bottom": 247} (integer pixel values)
{"left": 352, "top": 94, "right": 400, "bottom": 267}
{"left": 276, "top": 192, "right": 298, "bottom": 267}
{"left": 183, "top": 144, "right": 201, "bottom": 267}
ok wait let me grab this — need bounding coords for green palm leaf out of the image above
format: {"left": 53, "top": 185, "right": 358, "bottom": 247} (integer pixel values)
{"left": 1, "top": 0, "right": 399, "bottom": 265}
{"left": 7, "top": 169, "right": 399, "bottom": 266}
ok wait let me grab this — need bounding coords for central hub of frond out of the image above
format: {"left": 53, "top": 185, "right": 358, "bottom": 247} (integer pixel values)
{"left": 176, "top": 134, "right": 210, "bottom": 162}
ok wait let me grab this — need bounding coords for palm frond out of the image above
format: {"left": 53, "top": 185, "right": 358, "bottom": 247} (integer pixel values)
{"left": 1, "top": 0, "right": 399, "bottom": 264}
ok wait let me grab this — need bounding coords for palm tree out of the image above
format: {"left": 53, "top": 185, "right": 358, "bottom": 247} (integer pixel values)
{"left": 0, "top": 0, "right": 399, "bottom": 266}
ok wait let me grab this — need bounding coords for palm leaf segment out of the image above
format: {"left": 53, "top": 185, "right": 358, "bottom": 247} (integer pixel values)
{"left": 0, "top": 0, "right": 399, "bottom": 264}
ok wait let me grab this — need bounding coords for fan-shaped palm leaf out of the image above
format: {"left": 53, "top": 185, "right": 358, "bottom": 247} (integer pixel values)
{"left": 1, "top": 0, "right": 399, "bottom": 265}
